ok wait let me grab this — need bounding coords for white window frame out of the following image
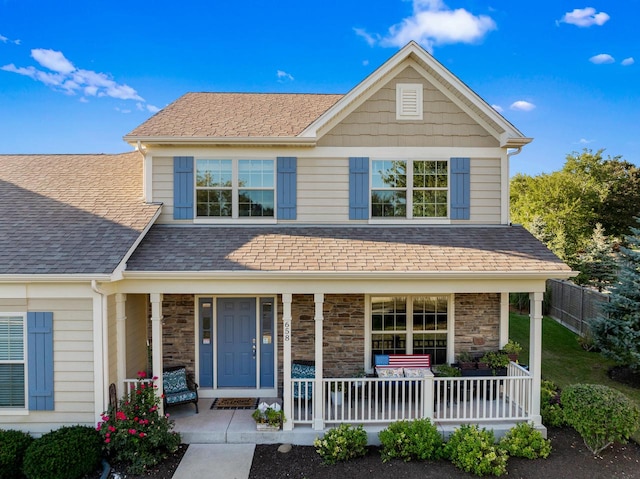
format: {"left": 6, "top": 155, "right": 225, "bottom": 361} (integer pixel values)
{"left": 370, "top": 159, "right": 450, "bottom": 221}
{"left": 0, "top": 313, "right": 27, "bottom": 412}
{"left": 194, "top": 158, "right": 277, "bottom": 223}
{"left": 365, "top": 295, "right": 452, "bottom": 372}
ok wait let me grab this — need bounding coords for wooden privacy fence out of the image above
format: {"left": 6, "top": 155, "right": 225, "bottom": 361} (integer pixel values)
{"left": 547, "top": 279, "right": 609, "bottom": 336}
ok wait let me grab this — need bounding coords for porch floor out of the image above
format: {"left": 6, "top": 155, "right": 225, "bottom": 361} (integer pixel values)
{"left": 169, "top": 397, "right": 533, "bottom": 445}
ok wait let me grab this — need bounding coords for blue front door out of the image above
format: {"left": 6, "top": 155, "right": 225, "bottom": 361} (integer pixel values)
{"left": 216, "top": 298, "right": 257, "bottom": 388}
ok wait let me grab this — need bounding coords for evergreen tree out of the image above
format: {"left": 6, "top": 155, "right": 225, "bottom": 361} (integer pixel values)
{"left": 590, "top": 219, "right": 640, "bottom": 371}
{"left": 576, "top": 223, "right": 618, "bottom": 291}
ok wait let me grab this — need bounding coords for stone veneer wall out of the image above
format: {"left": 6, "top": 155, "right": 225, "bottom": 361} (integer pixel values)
{"left": 148, "top": 294, "right": 196, "bottom": 377}
{"left": 277, "top": 294, "right": 365, "bottom": 392}
{"left": 454, "top": 293, "right": 500, "bottom": 356}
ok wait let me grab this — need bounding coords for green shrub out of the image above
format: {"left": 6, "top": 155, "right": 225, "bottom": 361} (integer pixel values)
{"left": 562, "top": 384, "right": 640, "bottom": 455}
{"left": 444, "top": 425, "right": 508, "bottom": 477}
{"left": 22, "top": 426, "right": 101, "bottom": 479}
{"left": 540, "top": 379, "right": 566, "bottom": 427}
{"left": 97, "top": 372, "right": 181, "bottom": 474}
{"left": 499, "top": 422, "right": 552, "bottom": 459}
{"left": 0, "top": 429, "right": 33, "bottom": 479}
{"left": 378, "top": 418, "right": 444, "bottom": 463}
{"left": 313, "top": 424, "right": 367, "bottom": 464}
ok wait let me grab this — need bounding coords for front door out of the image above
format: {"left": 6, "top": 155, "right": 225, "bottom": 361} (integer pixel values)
{"left": 216, "top": 298, "right": 257, "bottom": 388}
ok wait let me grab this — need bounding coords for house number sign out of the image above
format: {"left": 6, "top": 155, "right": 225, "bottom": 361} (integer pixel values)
{"left": 284, "top": 321, "right": 291, "bottom": 342}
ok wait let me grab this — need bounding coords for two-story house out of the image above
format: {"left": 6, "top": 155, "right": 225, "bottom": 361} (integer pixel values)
{"left": 0, "top": 42, "right": 572, "bottom": 439}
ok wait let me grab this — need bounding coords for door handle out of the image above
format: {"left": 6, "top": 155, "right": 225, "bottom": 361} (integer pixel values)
{"left": 252, "top": 338, "right": 257, "bottom": 359}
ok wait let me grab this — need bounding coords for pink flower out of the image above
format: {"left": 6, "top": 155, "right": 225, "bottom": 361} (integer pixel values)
{"left": 105, "top": 438, "right": 111, "bottom": 444}
{"left": 149, "top": 406, "right": 158, "bottom": 413}
{"left": 138, "top": 371, "right": 147, "bottom": 379}
{"left": 139, "top": 432, "right": 146, "bottom": 438}
{"left": 152, "top": 376, "right": 158, "bottom": 381}
{"left": 128, "top": 429, "right": 137, "bottom": 434}
{"left": 116, "top": 411, "right": 127, "bottom": 421}
{"left": 108, "top": 426, "right": 116, "bottom": 432}
{"left": 96, "top": 424, "right": 102, "bottom": 431}
{"left": 102, "top": 415, "right": 110, "bottom": 422}
{"left": 106, "top": 432, "right": 110, "bottom": 438}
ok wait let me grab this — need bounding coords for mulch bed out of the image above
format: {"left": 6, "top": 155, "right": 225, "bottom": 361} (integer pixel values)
{"left": 609, "top": 365, "right": 640, "bottom": 389}
{"left": 248, "top": 427, "right": 640, "bottom": 479}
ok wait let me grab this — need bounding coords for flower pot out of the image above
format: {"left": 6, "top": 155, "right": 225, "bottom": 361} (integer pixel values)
{"left": 256, "top": 423, "right": 281, "bottom": 431}
{"left": 330, "top": 391, "right": 343, "bottom": 406}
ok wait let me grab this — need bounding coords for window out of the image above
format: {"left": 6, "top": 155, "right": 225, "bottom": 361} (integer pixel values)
{"left": 371, "top": 160, "right": 448, "bottom": 218}
{"left": 0, "top": 314, "right": 26, "bottom": 408}
{"left": 196, "top": 159, "right": 275, "bottom": 218}
{"left": 370, "top": 296, "right": 448, "bottom": 365}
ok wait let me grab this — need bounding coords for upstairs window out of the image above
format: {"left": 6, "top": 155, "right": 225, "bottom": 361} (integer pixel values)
{"left": 371, "top": 160, "right": 448, "bottom": 218}
{"left": 196, "top": 159, "right": 275, "bottom": 218}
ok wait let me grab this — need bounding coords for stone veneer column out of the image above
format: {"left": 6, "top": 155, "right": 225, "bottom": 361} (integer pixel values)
{"left": 282, "top": 294, "right": 293, "bottom": 431}
{"left": 313, "top": 293, "right": 325, "bottom": 431}
{"left": 150, "top": 293, "right": 164, "bottom": 414}
{"left": 529, "top": 291, "right": 544, "bottom": 426}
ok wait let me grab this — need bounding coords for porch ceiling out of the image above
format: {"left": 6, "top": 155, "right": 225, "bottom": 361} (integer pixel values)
{"left": 125, "top": 225, "right": 572, "bottom": 277}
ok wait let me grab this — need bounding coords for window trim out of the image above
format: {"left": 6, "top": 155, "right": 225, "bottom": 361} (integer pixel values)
{"left": 369, "top": 158, "right": 451, "bottom": 222}
{"left": 365, "top": 295, "right": 453, "bottom": 372}
{"left": 194, "top": 158, "right": 277, "bottom": 223}
{"left": 0, "top": 313, "right": 27, "bottom": 412}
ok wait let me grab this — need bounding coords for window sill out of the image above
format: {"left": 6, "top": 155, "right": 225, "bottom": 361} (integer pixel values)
{"left": 368, "top": 218, "right": 451, "bottom": 225}
{"left": 193, "top": 218, "right": 278, "bottom": 225}
{"left": 0, "top": 409, "right": 29, "bottom": 415}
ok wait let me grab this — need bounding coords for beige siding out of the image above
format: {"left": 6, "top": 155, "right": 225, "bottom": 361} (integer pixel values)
{"left": 469, "top": 157, "right": 501, "bottom": 224}
{"left": 152, "top": 156, "right": 175, "bottom": 224}
{"left": 318, "top": 66, "right": 499, "bottom": 148}
{"left": 297, "top": 157, "right": 350, "bottom": 223}
{"left": 125, "top": 294, "right": 149, "bottom": 378}
{"left": 0, "top": 297, "right": 95, "bottom": 434}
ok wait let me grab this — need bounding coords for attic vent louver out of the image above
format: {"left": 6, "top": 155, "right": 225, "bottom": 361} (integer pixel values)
{"left": 396, "top": 83, "right": 423, "bottom": 120}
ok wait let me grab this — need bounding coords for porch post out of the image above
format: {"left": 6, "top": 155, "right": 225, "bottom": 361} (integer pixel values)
{"left": 313, "top": 293, "right": 325, "bottom": 431}
{"left": 282, "top": 294, "right": 293, "bottom": 431}
{"left": 499, "top": 292, "right": 509, "bottom": 348}
{"left": 150, "top": 293, "right": 164, "bottom": 414}
{"left": 115, "top": 293, "right": 127, "bottom": 393}
{"left": 529, "top": 291, "right": 543, "bottom": 426}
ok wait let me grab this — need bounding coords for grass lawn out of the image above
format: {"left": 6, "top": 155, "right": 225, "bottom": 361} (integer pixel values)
{"left": 509, "top": 312, "right": 640, "bottom": 442}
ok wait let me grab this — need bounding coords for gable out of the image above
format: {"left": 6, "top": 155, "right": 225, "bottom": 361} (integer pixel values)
{"left": 317, "top": 66, "right": 499, "bottom": 148}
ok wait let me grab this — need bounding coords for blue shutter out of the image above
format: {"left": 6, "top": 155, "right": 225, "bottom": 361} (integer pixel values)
{"left": 450, "top": 157, "right": 470, "bottom": 220}
{"left": 173, "top": 156, "right": 194, "bottom": 219}
{"left": 27, "top": 312, "right": 54, "bottom": 411}
{"left": 277, "top": 157, "right": 297, "bottom": 220}
{"left": 349, "top": 157, "right": 369, "bottom": 220}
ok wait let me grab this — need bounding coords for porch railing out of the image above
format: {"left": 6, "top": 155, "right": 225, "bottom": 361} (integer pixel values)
{"left": 123, "top": 378, "right": 154, "bottom": 399}
{"left": 291, "top": 362, "right": 532, "bottom": 427}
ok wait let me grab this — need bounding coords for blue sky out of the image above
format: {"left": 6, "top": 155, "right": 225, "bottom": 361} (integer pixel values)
{"left": 0, "top": 0, "right": 637, "bottom": 176}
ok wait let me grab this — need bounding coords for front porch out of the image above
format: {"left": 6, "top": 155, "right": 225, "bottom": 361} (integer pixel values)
{"left": 168, "top": 361, "right": 533, "bottom": 445}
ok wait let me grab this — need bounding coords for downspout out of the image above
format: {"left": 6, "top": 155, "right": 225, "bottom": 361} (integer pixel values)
{"left": 91, "top": 280, "right": 109, "bottom": 417}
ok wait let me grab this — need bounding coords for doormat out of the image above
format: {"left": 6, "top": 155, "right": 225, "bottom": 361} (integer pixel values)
{"left": 210, "top": 397, "right": 259, "bottom": 410}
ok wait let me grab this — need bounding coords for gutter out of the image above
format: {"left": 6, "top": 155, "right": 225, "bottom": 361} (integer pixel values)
{"left": 0, "top": 274, "right": 112, "bottom": 283}
{"left": 91, "top": 280, "right": 109, "bottom": 419}
{"left": 123, "top": 135, "right": 317, "bottom": 147}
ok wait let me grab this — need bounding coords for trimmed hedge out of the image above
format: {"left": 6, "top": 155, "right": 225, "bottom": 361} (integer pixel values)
{"left": 0, "top": 429, "right": 33, "bottom": 479}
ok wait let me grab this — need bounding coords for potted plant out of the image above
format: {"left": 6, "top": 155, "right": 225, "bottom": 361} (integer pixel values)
{"left": 480, "top": 351, "right": 510, "bottom": 375}
{"left": 432, "top": 364, "right": 462, "bottom": 402}
{"left": 456, "top": 351, "right": 476, "bottom": 370}
{"left": 502, "top": 340, "right": 522, "bottom": 362}
{"left": 330, "top": 381, "right": 344, "bottom": 406}
{"left": 252, "top": 402, "right": 285, "bottom": 431}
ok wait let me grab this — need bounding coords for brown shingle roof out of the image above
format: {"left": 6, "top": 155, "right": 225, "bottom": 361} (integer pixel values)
{"left": 126, "top": 225, "right": 572, "bottom": 275}
{"left": 126, "top": 93, "right": 344, "bottom": 138}
{"left": 0, "top": 152, "right": 160, "bottom": 275}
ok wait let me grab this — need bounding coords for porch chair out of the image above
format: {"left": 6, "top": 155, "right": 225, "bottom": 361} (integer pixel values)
{"left": 292, "top": 360, "right": 315, "bottom": 401}
{"left": 162, "top": 365, "right": 199, "bottom": 413}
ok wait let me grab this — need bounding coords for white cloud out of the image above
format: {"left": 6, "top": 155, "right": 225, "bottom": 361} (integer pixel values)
{"left": 491, "top": 104, "right": 504, "bottom": 113}
{"left": 276, "top": 70, "right": 294, "bottom": 82}
{"left": 146, "top": 104, "right": 160, "bottom": 113}
{"left": 79, "top": 97, "right": 89, "bottom": 103}
{"left": 0, "top": 33, "right": 21, "bottom": 45}
{"left": 589, "top": 53, "right": 615, "bottom": 64}
{"left": 115, "top": 107, "right": 131, "bottom": 114}
{"left": 359, "top": 0, "right": 496, "bottom": 51}
{"left": 510, "top": 100, "right": 536, "bottom": 112}
{"left": 2, "top": 47, "right": 152, "bottom": 106}
{"left": 622, "top": 57, "right": 635, "bottom": 66}
{"left": 579, "top": 138, "right": 594, "bottom": 144}
{"left": 560, "top": 7, "right": 610, "bottom": 27}
{"left": 362, "top": 59, "right": 370, "bottom": 66}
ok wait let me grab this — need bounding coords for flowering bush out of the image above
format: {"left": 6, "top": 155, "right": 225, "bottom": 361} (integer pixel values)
{"left": 314, "top": 424, "right": 367, "bottom": 464}
{"left": 97, "top": 372, "right": 181, "bottom": 474}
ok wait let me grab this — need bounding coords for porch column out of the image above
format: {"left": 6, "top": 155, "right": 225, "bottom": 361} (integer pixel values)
{"left": 529, "top": 291, "right": 544, "bottom": 426}
{"left": 150, "top": 293, "right": 164, "bottom": 414}
{"left": 115, "top": 293, "right": 127, "bottom": 393}
{"left": 282, "top": 294, "right": 293, "bottom": 431}
{"left": 499, "top": 292, "right": 509, "bottom": 348}
{"left": 313, "top": 293, "right": 325, "bottom": 431}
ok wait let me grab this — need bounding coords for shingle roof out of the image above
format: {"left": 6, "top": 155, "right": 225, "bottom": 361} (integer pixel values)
{"left": 126, "top": 93, "right": 344, "bottom": 138}
{"left": 126, "top": 225, "right": 572, "bottom": 275}
{"left": 0, "top": 152, "right": 160, "bottom": 275}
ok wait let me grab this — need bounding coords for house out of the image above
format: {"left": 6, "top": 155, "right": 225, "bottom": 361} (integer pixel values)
{"left": 0, "top": 42, "right": 573, "bottom": 438}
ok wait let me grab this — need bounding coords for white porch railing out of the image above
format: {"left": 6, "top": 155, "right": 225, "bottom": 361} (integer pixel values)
{"left": 123, "top": 378, "right": 154, "bottom": 398}
{"left": 291, "top": 362, "right": 532, "bottom": 427}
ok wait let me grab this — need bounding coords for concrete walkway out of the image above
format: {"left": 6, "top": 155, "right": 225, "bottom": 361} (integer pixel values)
{"left": 172, "top": 444, "right": 256, "bottom": 479}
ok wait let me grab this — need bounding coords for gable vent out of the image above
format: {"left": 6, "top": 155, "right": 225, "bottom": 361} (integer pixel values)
{"left": 396, "top": 83, "right": 423, "bottom": 120}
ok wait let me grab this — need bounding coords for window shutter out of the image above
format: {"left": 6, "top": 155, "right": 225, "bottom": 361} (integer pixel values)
{"left": 349, "top": 157, "right": 369, "bottom": 220}
{"left": 450, "top": 157, "right": 470, "bottom": 220}
{"left": 27, "top": 312, "right": 54, "bottom": 411}
{"left": 173, "top": 156, "right": 194, "bottom": 220}
{"left": 277, "top": 157, "right": 297, "bottom": 220}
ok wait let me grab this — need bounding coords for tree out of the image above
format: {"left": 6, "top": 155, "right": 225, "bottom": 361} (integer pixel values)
{"left": 575, "top": 223, "right": 618, "bottom": 291}
{"left": 590, "top": 219, "right": 640, "bottom": 371}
